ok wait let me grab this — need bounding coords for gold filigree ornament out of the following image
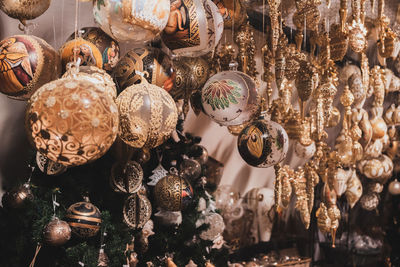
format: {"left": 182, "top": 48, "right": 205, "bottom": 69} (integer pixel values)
{"left": 235, "top": 22, "right": 258, "bottom": 79}
{"left": 329, "top": 23, "right": 349, "bottom": 62}
{"left": 116, "top": 77, "right": 178, "bottom": 149}
{"left": 123, "top": 191, "right": 152, "bottom": 229}
{"left": 348, "top": 20, "right": 367, "bottom": 53}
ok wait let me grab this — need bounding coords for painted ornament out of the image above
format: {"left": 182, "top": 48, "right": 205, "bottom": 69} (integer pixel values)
{"left": 0, "top": 35, "right": 61, "bottom": 100}
{"left": 201, "top": 70, "right": 260, "bottom": 126}
{"left": 162, "top": 0, "right": 223, "bottom": 57}
{"left": 212, "top": 0, "right": 246, "bottom": 29}
{"left": 0, "top": 0, "right": 50, "bottom": 25}
{"left": 26, "top": 78, "right": 119, "bottom": 167}
{"left": 116, "top": 78, "right": 178, "bottom": 149}
{"left": 113, "top": 47, "right": 174, "bottom": 93}
{"left": 93, "top": 0, "right": 170, "bottom": 43}
{"left": 237, "top": 118, "right": 289, "bottom": 168}
{"left": 65, "top": 201, "right": 102, "bottom": 238}
{"left": 67, "top": 27, "right": 120, "bottom": 72}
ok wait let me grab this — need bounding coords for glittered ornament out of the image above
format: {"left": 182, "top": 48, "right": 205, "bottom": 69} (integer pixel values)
{"left": 197, "top": 212, "right": 225, "bottom": 241}
{"left": 0, "top": 0, "right": 50, "bottom": 25}
{"left": 59, "top": 38, "right": 104, "bottom": 72}
{"left": 154, "top": 173, "right": 193, "bottom": 211}
{"left": 238, "top": 118, "right": 289, "bottom": 168}
{"left": 123, "top": 193, "right": 152, "bottom": 229}
{"left": 162, "top": 0, "right": 223, "bottom": 57}
{"left": 201, "top": 71, "right": 260, "bottom": 126}
{"left": 93, "top": 0, "right": 170, "bottom": 43}
{"left": 179, "top": 158, "right": 202, "bottom": 182}
{"left": 1, "top": 183, "right": 33, "bottom": 209}
{"left": 43, "top": 217, "right": 71, "bottom": 246}
{"left": 36, "top": 152, "right": 67, "bottom": 176}
{"left": 116, "top": 78, "right": 178, "bottom": 149}
{"left": 389, "top": 179, "right": 400, "bottom": 195}
{"left": 26, "top": 77, "right": 119, "bottom": 167}
{"left": 329, "top": 24, "right": 348, "bottom": 62}
{"left": 66, "top": 201, "right": 102, "bottom": 238}
{"left": 360, "top": 193, "right": 380, "bottom": 211}
{"left": 110, "top": 161, "right": 143, "bottom": 194}
{"left": 67, "top": 27, "right": 120, "bottom": 72}
{"left": 113, "top": 47, "right": 174, "bottom": 93}
{"left": 348, "top": 21, "right": 367, "bottom": 53}
{"left": 0, "top": 35, "right": 61, "bottom": 100}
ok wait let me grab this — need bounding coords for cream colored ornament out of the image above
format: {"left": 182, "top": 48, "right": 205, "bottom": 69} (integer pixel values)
{"left": 332, "top": 168, "right": 350, "bottom": 197}
{"left": 389, "top": 179, "right": 400, "bottom": 195}
{"left": 345, "top": 169, "right": 362, "bottom": 208}
{"left": 358, "top": 154, "right": 393, "bottom": 180}
{"left": 348, "top": 20, "right": 367, "bottom": 53}
{"left": 294, "top": 141, "right": 316, "bottom": 160}
{"left": 0, "top": 0, "right": 51, "bottom": 25}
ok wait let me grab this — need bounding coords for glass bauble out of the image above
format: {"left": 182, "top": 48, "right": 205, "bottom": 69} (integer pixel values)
{"left": 187, "top": 144, "right": 208, "bottom": 165}
{"left": 116, "top": 78, "right": 178, "bottom": 149}
{"left": 93, "top": 0, "right": 170, "bottom": 43}
{"left": 197, "top": 212, "right": 225, "bottom": 241}
{"left": 43, "top": 217, "right": 71, "bottom": 246}
{"left": 389, "top": 179, "right": 400, "bottom": 195}
{"left": 201, "top": 71, "right": 259, "bottom": 126}
{"left": 294, "top": 141, "right": 316, "bottom": 160}
{"left": 154, "top": 174, "right": 193, "bottom": 211}
{"left": 1, "top": 183, "right": 33, "bottom": 209}
{"left": 0, "top": 35, "right": 61, "bottom": 100}
{"left": 214, "top": 185, "right": 243, "bottom": 219}
{"left": 0, "top": 0, "right": 50, "bottom": 23}
{"left": 26, "top": 77, "right": 119, "bottom": 167}
{"left": 113, "top": 47, "right": 174, "bottom": 93}
{"left": 59, "top": 38, "right": 104, "bottom": 72}
{"left": 62, "top": 65, "right": 117, "bottom": 99}
{"left": 67, "top": 27, "right": 120, "bottom": 72}
{"left": 179, "top": 158, "right": 202, "bottom": 182}
{"left": 65, "top": 201, "right": 102, "bottom": 238}
{"left": 162, "top": 0, "right": 223, "bottom": 57}
{"left": 212, "top": 0, "right": 246, "bottom": 29}
{"left": 237, "top": 118, "right": 289, "bottom": 168}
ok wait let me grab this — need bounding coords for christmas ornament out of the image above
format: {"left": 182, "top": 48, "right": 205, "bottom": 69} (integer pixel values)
{"left": 93, "top": 0, "right": 170, "bottom": 43}
{"left": 329, "top": 23, "right": 348, "bottom": 62}
{"left": 116, "top": 77, "right": 178, "bottom": 149}
{"left": 137, "top": 219, "right": 154, "bottom": 253}
{"left": 26, "top": 77, "right": 119, "bottom": 167}
{"left": 62, "top": 65, "right": 117, "bottom": 99}
{"left": 66, "top": 201, "right": 102, "bottom": 238}
{"left": 36, "top": 152, "right": 67, "bottom": 176}
{"left": 0, "top": 0, "right": 50, "bottom": 25}
{"left": 154, "top": 210, "right": 182, "bottom": 225}
{"left": 212, "top": 0, "right": 246, "bottom": 29}
{"left": 154, "top": 173, "right": 193, "bottom": 211}
{"left": 238, "top": 118, "right": 289, "bottom": 168}
{"left": 294, "top": 141, "right": 316, "bottom": 160}
{"left": 113, "top": 47, "right": 174, "bottom": 93}
{"left": 67, "top": 27, "right": 120, "bottom": 72}
{"left": 197, "top": 212, "right": 225, "bottom": 240}
{"left": 110, "top": 161, "right": 143, "bottom": 194}
{"left": 388, "top": 179, "right": 400, "bottom": 195}
{"left": 147, "top": 163, "right": 169, "bottom": 186}
{"left": 214, "top": 185, "right": 243, "bottom": 219}
{"left": 1, "top": 183, "right": 33, "bottom": 209}
{"left": 123, "top": 193, "right": 152, "bottom": 229}
{"left": 0, "top": 35, "right": 61, "bottom": 100}
{"left": 179, "top": 158, "right": 202, "bottom": 182}
{"left": 360, "top": 193, "right": 379, "bottom": 211}
{"left": 235, "top": 22, "right": 258, "bottom": 79}
{"left": 187, "top": 144, "right": 208, "bottom": 165}
{"left": 59, "top": 38, "right": 103, "bottom": 72}
{"left": 201, "top": 71, "right": 260, "bottom": 126}
{"left": 162, "top": 0, "right": 223, "bottom": 57}
{"left": 345, "top": 170, "right": 362, "bottom": 208}
{"left": 43, "top": 217, "right": 71, "bottom": 246}
{"left": 97, "top": 248, "right": 109, "bottom": 267}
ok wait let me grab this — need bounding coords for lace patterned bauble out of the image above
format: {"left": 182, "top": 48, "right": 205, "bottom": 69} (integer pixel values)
{"left": 113, "top": 47, "right": 175, "bottom": 93}
{"left": 26, "top": 78, "right": 119, "bottom": 167}
{"left": 154, "top": 174, "right": 193, "bottom": 211}
{"left": 110, "top": 161, "right": 143, "bottom": 194}
{"left": 238, "top": 118, "right": 289, "bottom": 168}
{"left": 116, "top": 78, "right": 178, "bottom": 149}
{"left": 36, "top": 152, "right": 67, "bottom": 176}
{"left": 197, "top": 213, "right": 225, "bottom": 241}
{"left": 123, "top": 193, "right": 152, "bottom": 229}
{"left": 162, "top": 0, "right": 223, "bottom": 57}
{"left": 43, "top": 217, "right": 71, "bottom": 246}
{"left": 360, "top": 193, "right": 379, "bottom": 211}
{"left": 93, "top": 0, "right": 170, "bottom": 43}
{"left": 65, "top": 201, "right": 102, "bottom": 238}
{"left": 201, "top": 71, "right": 260, "bottom": 126}
{"left": 0, "top": 35, "right": 61, "bottom": 100}
{"left": 62, "top": 66, "right": 117, "bottom": 99}
{"left": 0, "top": 0, "right": 50, "bottom": 23}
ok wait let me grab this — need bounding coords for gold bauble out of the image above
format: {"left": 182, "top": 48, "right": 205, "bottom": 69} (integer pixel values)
{"left": 371, "top": 117, "right": 387, "bottom": 140}
{"left": 26, "top": 77, "right": 119, "bottom": 167}
{"left": 110, "top": 161, "right": 143, "bottom": 194}
{"left": 348, "top": 23, "right": 367, "bottom": 53}
{"left": 330, "top": 24, "right": 348, "bottom": 62}
{"left": 36, "top": 152, "right": 67, "bottom": 176}
{"left": 154, "top": 174, "right": 193, "bottom": 211}
{"left": 43, "top": 217, "right": 71, "bottom": 246}
{"left": 0, "top": 0, "right": 50, "bottom": 24}
{"left": 123, "top": 193, "right": 152, "bottom": 229}
{"left": 116, "top": 78, "right": 178, "bottom": 149}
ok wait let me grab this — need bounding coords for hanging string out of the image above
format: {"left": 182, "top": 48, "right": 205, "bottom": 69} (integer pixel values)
{"left": 52, "top": 192, "right": 60, "bottom": 217}
{"left": 231, "top": 0, "right": 235, "bottom": 45}
{"left": 303, "top": 13, "right": 307, "bottom": 51}
{"left": 29, "top": 243, "right": 42, "bottom": 267}
{"left": 73, "top": 0, "right": 79, "bottom": 65}
{"left": 61, "top": 0, "right": 65, "bottom": 44}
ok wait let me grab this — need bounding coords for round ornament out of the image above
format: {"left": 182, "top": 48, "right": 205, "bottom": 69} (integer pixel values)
{"left": 201, "top": 70, "right": 260, "bottom": 126}
{"left": 154, "top": 173, "right": 193, "bottom": 211}
{"left": 65, "top": 201, "right": 102, "bottom": 238}
{"left": 1, "top": 183, "right": 33, "bottom": 209}
{"left": 294, "top": 141, "right": 316, "bottom": 160}
{"left": 116, "top": 78, "right": 178, "bottom": 149}
{"left": 197, "top": 212, "right": 225, "bottom": 241}
{"left": 187, "top": 144, "right": 208, "bottom": 165}
{"left": 43, "top": 217, "right": 72, "bottom": 246}
{"left": 238, "top": 118, "right": 289, "bottom": 168}
{"left": 67, "top": 27, "right": 120, "bottom": 72}
{"left": 348, "top": 22, "right": 367, "bottom": 53}
{"left": 162, "top": 0, "right": 223, "bottom": 57}
{"left": 0, "top": 35, "right": 61, "bottom": 100}
{"left": 123, "top": 193, "right": 152, "bottom": 229}
{"left": 36, "top": 152, "right": 67, "bottom": 176}
{"left": 93, "top": 0, "right": 170, "bottom": 43}
{"left": 110, "top": 161, "right": 143, "bottom": 194}
{"left": 388, "top": 179, "right": 400, "bottom": 195}
{"left": 26, "top": 77, "right": 119, "bottom": 167}
{"left": 0, "top": 0, "right": 50, "bottom": 24}
{"left": 62, "top": 65, "right": 117, "bottom": 99}
{"left": 179, "top": 158, "right": 202, "bottom": 182}
{"left": 113, "top": 47, "right": 175, "bottom": 93}
{"left": 60, "top": 38, "right": 103, "bottom": 72}
{"left": 360, "top": 193, "right": 379, "bottom": 211}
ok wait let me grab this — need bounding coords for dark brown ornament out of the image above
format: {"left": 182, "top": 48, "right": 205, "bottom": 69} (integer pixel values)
{"left": 2, "top": 183, "right": 33, "bottom": 209}
{"left": 65, "top": 201, "right": 102, "bottom": 238}
{"left": 188, "top": 144, "right": 209, "bottom": 165}
{"left": 43, "top": 217, "right": 71, "bottom": 246}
